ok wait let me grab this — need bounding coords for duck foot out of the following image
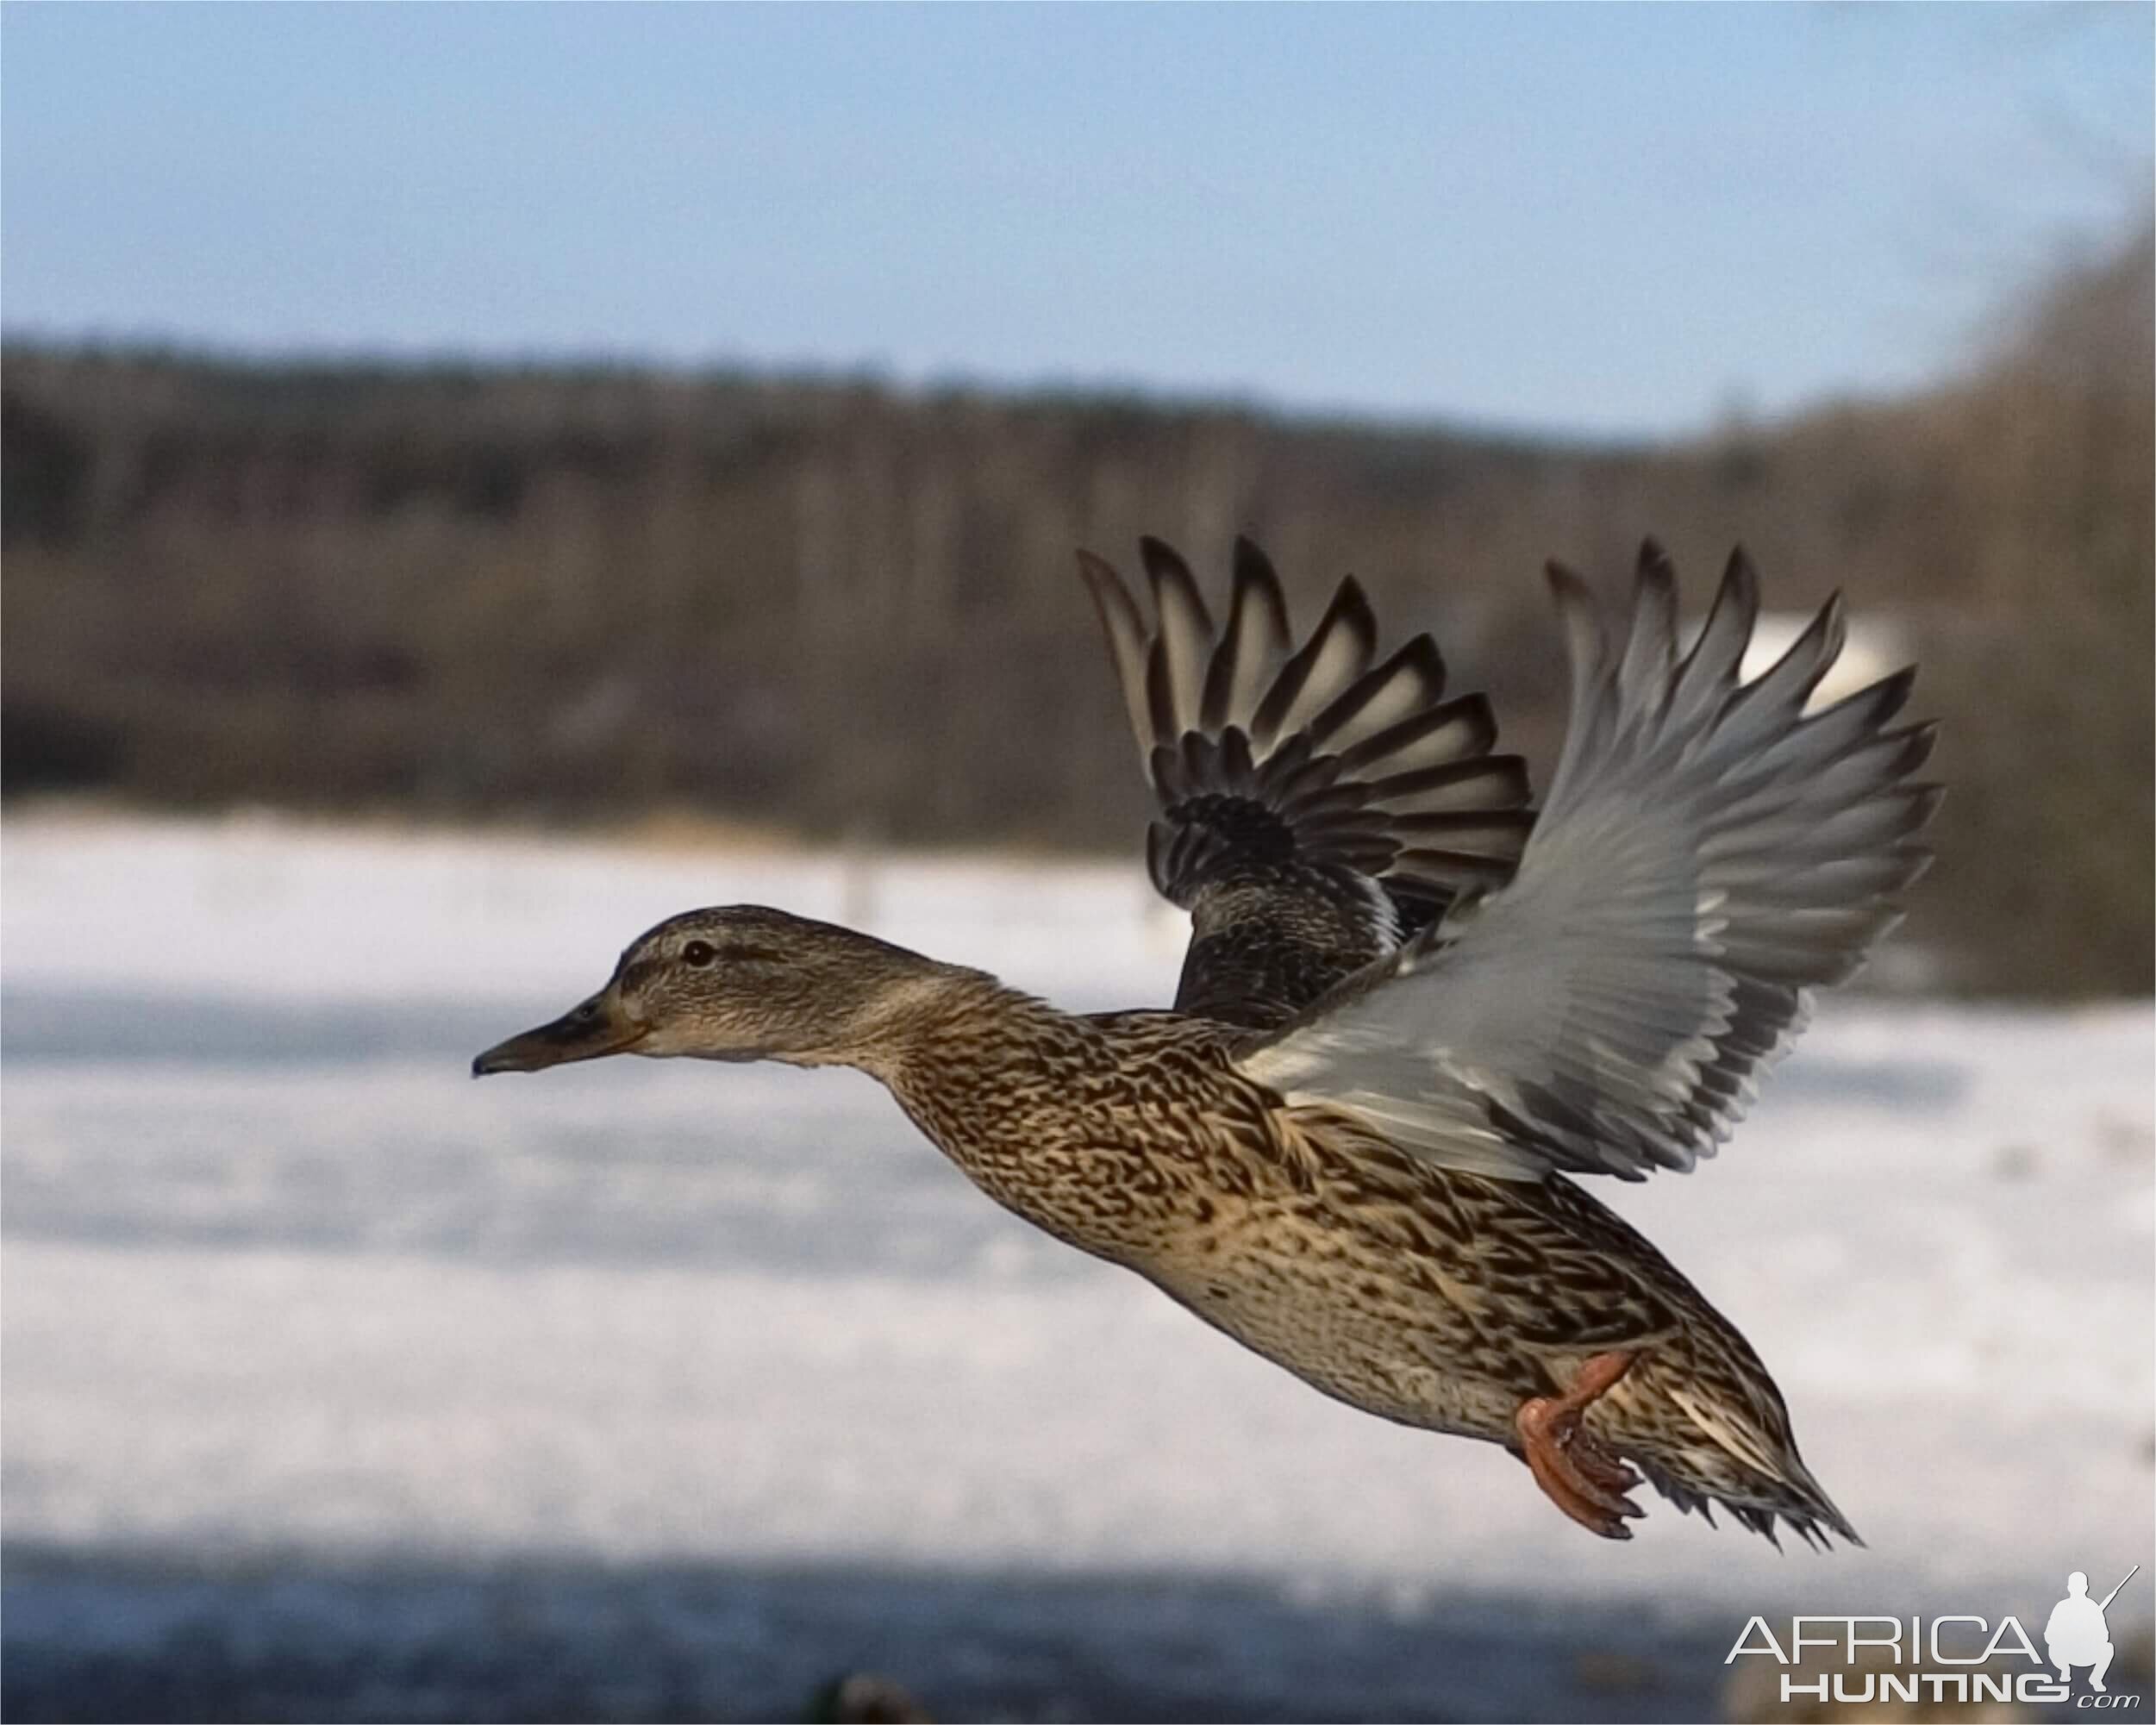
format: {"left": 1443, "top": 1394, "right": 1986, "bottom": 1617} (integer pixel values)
{"left": 1515, "top": 1351, "right": 1644, "bottom": 1540}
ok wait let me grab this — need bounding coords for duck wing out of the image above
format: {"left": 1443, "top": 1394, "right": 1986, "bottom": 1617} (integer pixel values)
{"left": 1079, "top": 535, "right": 1533, "bottom": 1030}
{"left": 1237, "top": 541, "right": 1939, "bottom": 1179}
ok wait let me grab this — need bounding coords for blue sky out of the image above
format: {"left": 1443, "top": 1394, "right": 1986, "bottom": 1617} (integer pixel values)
{"left": 3, "top": 4, "right": 2147, "bottom": 438}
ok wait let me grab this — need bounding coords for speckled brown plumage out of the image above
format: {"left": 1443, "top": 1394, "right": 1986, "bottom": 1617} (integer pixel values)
{"left": 847, "top": 981, "right": 1852, "bottom": 1547}
{"left": 476, "top": 534, "right": 1937, "bottom": 1550}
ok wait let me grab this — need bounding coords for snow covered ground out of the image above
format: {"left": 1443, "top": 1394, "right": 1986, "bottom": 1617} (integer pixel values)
{"left": 4, "top": 812, "right": 2152, "bottom": 1721}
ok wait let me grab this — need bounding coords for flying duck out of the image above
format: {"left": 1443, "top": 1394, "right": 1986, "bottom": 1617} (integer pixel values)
{"left": 475, "top": 534, "right": 1936, "bottom": 1545}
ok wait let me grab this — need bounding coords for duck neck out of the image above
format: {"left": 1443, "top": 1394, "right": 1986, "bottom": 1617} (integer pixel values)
{"left": 784, "top": 953, "right": 1038, "bottom": 1089}
{"left": 839, "top": 967, "right": 1090, "bottom": 1168}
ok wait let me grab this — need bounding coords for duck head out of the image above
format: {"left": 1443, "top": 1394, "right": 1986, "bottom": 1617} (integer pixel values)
{"left": 471, "top": 905, "right": 956, "bottom": 1076}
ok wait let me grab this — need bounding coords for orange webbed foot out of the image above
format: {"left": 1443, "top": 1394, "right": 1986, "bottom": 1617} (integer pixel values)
{"left": 1515, "top": 1350, "right": 1645, "bottom": 1540}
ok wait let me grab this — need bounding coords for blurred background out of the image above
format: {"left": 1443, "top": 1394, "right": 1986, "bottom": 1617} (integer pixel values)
{"left": 3, "top": 7, "right": 2151, "bottom": 1722}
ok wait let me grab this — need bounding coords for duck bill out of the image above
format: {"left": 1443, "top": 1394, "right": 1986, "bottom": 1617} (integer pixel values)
{"left": 472, "top": 991, "right": 648, "bottom": 1077}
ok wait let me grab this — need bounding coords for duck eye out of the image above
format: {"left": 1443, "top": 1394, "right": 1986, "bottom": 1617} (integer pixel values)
{"left": 680, "top": 940, "right": 718, "bottom": 967}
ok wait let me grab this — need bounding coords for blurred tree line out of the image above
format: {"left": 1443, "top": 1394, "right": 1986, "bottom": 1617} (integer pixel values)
{"left": 3, "top": 226, "right": 2148, "bottom": 996}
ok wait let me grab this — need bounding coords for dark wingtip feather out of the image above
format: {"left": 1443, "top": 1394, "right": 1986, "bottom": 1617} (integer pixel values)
{"left": 1544, "top": 560, "right": 1609, "bottom": 682}
{"left": 1622, "top": 547, "right": 1679, "bottom": 697}
{"left": 1231, "top": 538, "right": 1292, "bottom": 642}
{"left": 1075, "top": 547, "right": 1133, "bottom": 624}
{"left": 1872, "top": 726, "right": 1940, "bottom": 783}
{"left": 1896, "top": 847, "right": 1937, "bottom": 890}
{"left": 1247, "top": 574, "right": 1379, "bottom": 748}
{"left": 1233, "top": 534, "right": 1284, "bottom": 603}
{"left": 1137, "top": 534, "right": 1184, "bottom": 575}
{"left": 1840, "top": 663, "right": 1919, "bottom": 731}
{"left": 1307, "top": 632, "right": 1451, "bottom": 749}
{"left": 1139, "top": 535, "right": 1213, "bottom": 628}
{"left": 1743, "top": 585, "right": 1847, "bottom": 709}
{"left": 1818, "top": 588, "right": 1848, "bottom": 649}
{"left": 1634, "top": 544, "right": 1678, "bottom": 605}
{"left": 1203, "top": 541, "right": 1294, "bottom": 729}
{"left": 1078, "top": 548, "right": 1155, "bottom": 759}
{"left": 1334, "top": 573, "right": 1377, "bottom": 640}
{"left": 1400, "top": 632, "right": 1447, "bottom": 689}
{"left": 1722, "top": 544, "right": 1762, "bottom": 617}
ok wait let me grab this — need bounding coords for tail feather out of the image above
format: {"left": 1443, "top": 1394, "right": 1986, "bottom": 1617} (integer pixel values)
{"left": 1627, "top": 1361, "right": 1863, "bottom": 1550}
{"left": 1635, "top": 1452, "right": 1863, "bottom": 1552}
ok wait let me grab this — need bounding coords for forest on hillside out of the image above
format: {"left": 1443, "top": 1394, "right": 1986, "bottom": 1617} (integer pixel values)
{"left": 3, "top": 226, "right": 2149, "bottom": 996}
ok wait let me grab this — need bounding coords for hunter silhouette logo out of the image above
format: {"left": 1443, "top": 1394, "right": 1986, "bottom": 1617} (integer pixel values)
{"left": 2047, "top": 1567, "right": 2139, "bottom": 1693}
